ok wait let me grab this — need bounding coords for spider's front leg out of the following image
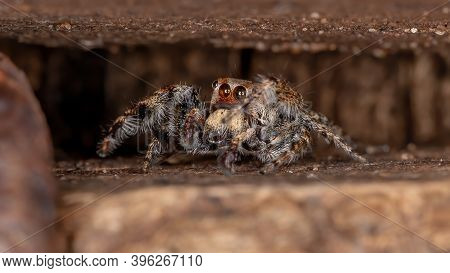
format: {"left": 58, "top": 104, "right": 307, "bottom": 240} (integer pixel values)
{"left": 257, "top": 124, "right": 312, "bottom": 174}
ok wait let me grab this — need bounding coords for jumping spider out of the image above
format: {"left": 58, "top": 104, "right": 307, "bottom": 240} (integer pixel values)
{"left": 97, "top": 75, "right": 365, "bottom": 174}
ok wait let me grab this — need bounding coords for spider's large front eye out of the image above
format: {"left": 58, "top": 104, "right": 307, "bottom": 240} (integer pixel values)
{"left": 219, "top": 83, "right": 231, "bottom": 97}
{"left": 212, "top": 80, "right": 219, "bottom": 89}
{"left": 233, "top": 86, "right": 247, "bottom": 100}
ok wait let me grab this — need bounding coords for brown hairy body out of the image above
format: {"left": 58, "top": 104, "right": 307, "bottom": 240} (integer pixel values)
{"left": 97, "top": 76, "right": 365, "bottom": 174}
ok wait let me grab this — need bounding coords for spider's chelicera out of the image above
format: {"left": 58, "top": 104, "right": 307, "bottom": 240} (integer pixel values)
{"left": 97, "top": 76, "right": 366, "bottom": 174}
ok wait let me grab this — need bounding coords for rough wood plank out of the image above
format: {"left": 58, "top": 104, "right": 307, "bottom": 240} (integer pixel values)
{"left": 57, "top": 150, "right": 450, "bottom": 252}
{"left": 0, "top": 0, "right": 448, "bottom": 51}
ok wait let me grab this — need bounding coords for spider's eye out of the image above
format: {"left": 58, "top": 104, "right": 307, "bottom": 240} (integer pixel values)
{"left": 212, "top": 80, "right": 219, "bottom": 89}
{"left": 219, "top": 83, "right": 231, "bottom": 97}
{"left": 233, "top": 86, "right": 247, "bottom": 100}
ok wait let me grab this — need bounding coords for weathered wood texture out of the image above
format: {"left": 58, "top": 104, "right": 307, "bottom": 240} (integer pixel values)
{"left": 0, "top": 0, "right": 448, "bottom": 254}
{"left": 58, "top": 153, "right": 450, "bottom": 253}
{"left": 0, "top": 0, "right": 448, "bottom": 51}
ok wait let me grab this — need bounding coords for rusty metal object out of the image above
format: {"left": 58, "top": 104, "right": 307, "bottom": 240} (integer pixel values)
{"left": 0, "top": 52, "right": 61, "bottom": 252}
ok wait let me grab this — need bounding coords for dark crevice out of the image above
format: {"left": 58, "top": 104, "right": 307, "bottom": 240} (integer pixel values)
{"left": 433, "top": 53, "right": 447, "bottom": 144}
{"left": 0, "top": 38, "right": 448, "bottom": 159}
{"left": 65, "top": 230, "right": 75, "bottom": 252}
{"left": 402, "top": 52, "right": 415, "bottom": 147}
{"left": 240, "top": 48, "right": 254, "bottom": 79}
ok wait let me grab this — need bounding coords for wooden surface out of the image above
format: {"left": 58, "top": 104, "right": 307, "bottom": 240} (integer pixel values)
{"left": 57, "top": 149, "right": 450, "bottom": 252}
{"left": 0, "top": 0, "right": 448, "bottom": 51}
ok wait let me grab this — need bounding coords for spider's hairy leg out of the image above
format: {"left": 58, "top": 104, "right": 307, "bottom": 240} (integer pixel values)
{"left": 97, "top": 84, "right": 201, "bottom": 158}
{"left": 179, "top": 106, "right": 208, "bottom": 152}
{"left": 300, "top": 108, "right": 358, "bottom": 149}
{"left": 217, "top": 128, "right": 256, "bottom": 175}
{"left": 143, "top": 136, "right": 167, "bottom": 171}
{"left": 302, "top": 112, "right": 366, "bottom": 162}
{"left": 259, "top": 124, "right": 312, "bottom": 174}
{"left": 97, "top": 100, "right": 149, "bottom": 158}
{"left": 256, "top": 75, "right": 365, "bottom": 163}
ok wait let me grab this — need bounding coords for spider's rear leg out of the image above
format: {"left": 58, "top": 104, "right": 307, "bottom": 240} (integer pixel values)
{"left": 97, "top": 84, "right": 201, "bottom": 158}
{"left": 143, "top": 107, "right": 208, "bottom": 171}
{"left": 97, "top": 101, "right": 148, "bottom": 157}
{"left": 302, "top": 114, "right": 366, "bottom": 162}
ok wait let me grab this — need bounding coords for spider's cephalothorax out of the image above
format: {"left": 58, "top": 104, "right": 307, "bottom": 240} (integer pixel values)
{"left": 97, "top": 76, "right": 366, "bottom": 174}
